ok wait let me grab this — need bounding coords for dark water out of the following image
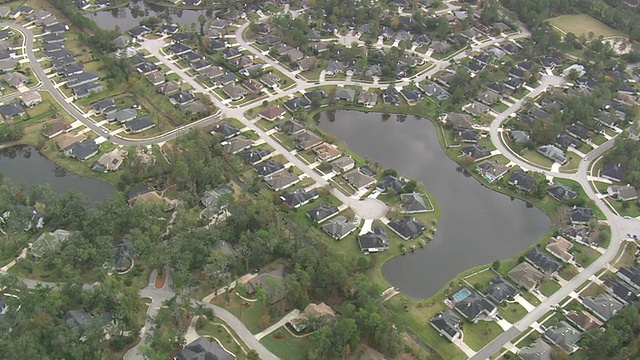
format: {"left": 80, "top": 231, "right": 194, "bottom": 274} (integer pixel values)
{"left": 85, "top": 0, "right": 209, "bottom": 31}
{"left": 317, "top": 111, "right": 552, "bottom": 299}
{"left": 0, "top": 146, "right": 114, "bottom": 203}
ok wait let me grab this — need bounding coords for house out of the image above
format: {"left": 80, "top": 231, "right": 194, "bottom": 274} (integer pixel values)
{"left": 283, "top": 96, "right": 311, "bottom": 112}
{"left": 504, "top": 77, "right": 524, "bottom": 90}
{"left": 128, "top": 25, "right": 150, "bottom": 37}
{"left": 20, "top": 92, "right": 42, "bottom": 107}
{"left": 461, "top": 145, "right": 491, "bottom": 162}
{"left": 336, "top": 87, "right": 356, "bottom": 102}
{"left": 541, "top": 56, "right": 562, "bottom": 69}
{"left": 275, "top": 119, "right": 305, "bottom": 135}
{"left": 246, "top": 264, "right": 289, "bottom": 303}
{"left": 260, "top": 73, "right": 281, "bottom": 88}
{"left": 127, "top": 185, "right": 170, "bottom": 207}
{"left": 546, "top": 182, "right": 578, "bottom": 202}
{"left": 485, "top": 276, "right": 519, "bottom": 304}
{"left": 537, "top": 145, "right": 567, "bottom": 165}
{"left": 453, "top": 287, "right": 497, "bottom": 322}
{"left": 31, "top": 229, "right": 71, "bottom": 258}
{"left": 343, "top": 169, "right": 376, "bottom": 189}
{"left": 377, "top": 175, "right": 407, "bottom": 192}
{"left": 382, "top": 88, "right": 400, "bottom": 106}
{"left": 517, "top": 338, "right": 552, "bottom": 360}
{"left": 254, "top": 160, "right": 284, "bottom": 177}
{"left": 107, "top": 108, "right": 137, "bottom": 124}
{"left": 0, "top": 102, "right": 24, "bottom": 119}
{"left": 511, "top": 130, "right": 530, "bottom": 144}
{"left": 307, "top": 204, "right": 339, "bottom": 223}
{"left": 44, "top": 23, "right": 69, "bottom": 34}
{"left": 617, "top": 265, "right": 640, "bottom": 290}
{"left": 544, "top": 321, "right": 581, "bottom": 354}
{"left": 65, "top": 139, "right": 99, "bottom": 161}
{"left": 400, "top": 193, "right": 431, "bottom": 213}
{"left": 456, "top": 129, "right": 478, "bottom": 143}
{"left": 56, "top": 133, "right": 86, "bottom": 151}
{"left": 3, "top": 72, "right": 27, "bottom": 88}
{"left": 325, "top": 60, "right": 345, "bottom": 76}
{"left": 399, "top": 88, "right": 424, "bottom": 106}
{"left": 221, "top": 47, "right": 241, "bottom": 60}
{"left": 200, "top": 186, "right": 233, "bottom": 219}
{"left": 583, "top": 293, "right": 623, "bottom": 321}
{"left": 157, "top": 80, "right": 180, "bottom": 96}
{"left": 73, "top": 82, "right": 103, "bottom": 99}
{"left": 284, "top": 48, "right": 304, "bottom": 61}
{"left": 555, "top": 134, "right": 580, "bottom": 149}
{"left": 607, "top": 185, "right": 638, "bottom": 201}
{"left": 525, "top": 247, "right": 562, "bottom": 275}
{"left": 508, "top": 261, "right": 545, "bottom": 291}
{"left": 135, "top": 61, "right": 158, "bottom": 75}
{"left": 265, "top": 171, "right": 299, "bottom": 191}
{"left": 562, "top": 226, "right": 591, "bottom": 243}
{"left": 566, "top": 310, "right": 603, "bottom": 332}
{"left": 387, "top": 216, "right": 424, "bottom": 240}
{"left": 0, "top": 5, "right": 10, "bottom": 18}
{"left": 331, "top": 156, "right": 355, "bottom": 174}
{"left": 601, "top": 162, "right": 622, "bottom": 182}
{"left": 42, "top": 120, "right": 72, "bottom": 139}
{"left": 92, "top": 98, "right": 116, "bottom": 114}
{"left": 223, "top": 85, "right": 247, "bottom": 101}
{"left": 222, "top": 136, "right": 254, "bottom": 155}
{"left": 508, "top": 169, "right": 536, "bottom": 192}
{"left": 42, "top": 33, "right": 65, "bottom": 43}
{"left": 280, "top": 188, "right": 319, "bottom": 209}
{"left": 239, "top": 148, "right": 271, "bottom": 165}
{"left": 313, "top": 142, "right": 341, "bottom": 162}
{"left": 414, "top": 34, "right": 432, "bottom": 47}
{"left": 322, "top": 215, "right": 357, "bottom": 240}
{"left": 169, "top": 91, "right": 195, "bottom": 106}
{"left": 293, "top": 130, "right": 323, "bottom": 150}
{"left": 477, "top": 161, "right": 509, "bottom": 183}
{"left": 91, "top": 148, "right": 127, "bottom": 172}
{"left": 546, "top": 236, "right": 574, "bottom": 263}
{"left": 66, "top": 71, "right": 100, "bottom": 88}
{"left": 566, "top": 124, "right": 590, "bottom": 142}
{"left": 568, "top": 207, "right": 594, "bottom": 225}
{"left": 463, "top": 101, "right": 491, "bottom": 116}
{"left": 429, "top": 310, "right": 461, "bottom": 342}
{"left": 445, "top": 112, "right": 473, "bottom": 128}
{"left": 477, "top": 90, "right": 501, "bottom": 105}
{"left": 214, "top": 72, "right": 237, "bottom": 86}
{"left": 112, "top": 240, "right": 134, "bottom": 273}
{"left": 125, "top": 117, "right": 156, "bottom": 134}
{"left": 242, "top": 78, "right": 264, "bottom": 94}
{"left": 175, "top": 336, "right": 235, "bottom": 360}
{"left": 604, "top": 278, "right": 639, "bottom": 305}
{"left": 289, "top": 302, "right": 335, "bottom": 333}
{"left": 63, "top": 309, "right": 95, "bottom": 335}
{"left": 358, "top": 227, "right": 390, "bottom": 253}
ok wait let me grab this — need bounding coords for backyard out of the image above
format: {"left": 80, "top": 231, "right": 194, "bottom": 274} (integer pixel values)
{"left": 548, "top": 14, "right": 625, "bottom": 38}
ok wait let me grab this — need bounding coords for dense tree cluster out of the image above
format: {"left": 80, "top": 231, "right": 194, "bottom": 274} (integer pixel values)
{"left": 606, "top": 136, "right": 640, "bottom": 188}
{"left": 580, "top": 303, "right": 640, "bottom": 359}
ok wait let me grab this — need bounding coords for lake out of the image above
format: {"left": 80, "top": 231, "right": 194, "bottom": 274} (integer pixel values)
{"left": 0, "top": 146, "right": 114, "bottom": 203}
{"left": 317, "top": 111, "right": 552, "bottom": 299}
{"left": 85, "top": 0, "right": 209, "bottom": 31}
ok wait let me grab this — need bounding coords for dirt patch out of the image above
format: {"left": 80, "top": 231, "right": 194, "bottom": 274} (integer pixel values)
{"left": 154, "top": 269, "right": 167, "bottom": 289}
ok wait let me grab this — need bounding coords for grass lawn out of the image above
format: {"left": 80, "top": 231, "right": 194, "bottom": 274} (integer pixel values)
{"left": 555, "top": 178, "right": 606, "bottom": 220}
{"left": 571, "top": 243, "right": 601, "bottom": 267}
{"left": 609, "top": 198, "right": 640, "bottom": 218}
{"left": 538, "top": 278, "right": 560, "bottom": 297}
{"left": 260, "top": 328, "right": 313, "bottom": 360}
{"left": 520, "top": 149, "right": 553, "bottom": 170}
{"left": 196, "top": 316, "right": 249, "bottom": 358}
{"left": 464, "top": 268, "right": 496, "bottom": 293}
{"left": 519, "top": 291, "right": 541, "bottom": 306}
{"left": 498, "top": 302, "right": 528, "bottom": 323}
{"left": 559, "top": 265, "right": 580, "bottom": 281}
{"left": 560, "top": 154, "right": 581, "bottom": 173}
{"left": 463, "top": 320, "right": 503, "bottom": 351}
{"left": 548, "top": 14, "right": 625, "bottom": 38}
{"left": 613, "top": 241, "right": 637, "bottom": 269}
{"left": 208, "top": 293, "right": 270, "bottom": 334}
{"left": 579, "top": 282, "right": 606, "bottom": 297}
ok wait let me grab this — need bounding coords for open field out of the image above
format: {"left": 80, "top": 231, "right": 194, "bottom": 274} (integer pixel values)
{"left": 548, "top": 14, "right": 625, "bottom": 38}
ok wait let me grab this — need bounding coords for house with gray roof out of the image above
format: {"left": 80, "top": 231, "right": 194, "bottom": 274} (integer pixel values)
{"left": 331, "top": 156, "right": 355, "bottom": 174}
{"left": 429, "top": 310, "right": 461, "bottom": 342}
{"left": 477, "top": 160, "right": 509, "bottom": 183}
{"left": 517, "top": 338, "right": 552, "bottom": 360}
{"left": 508, "top": 261, "right": 545, "bottom": 291}
{"left": 239, "top": 148, "right": 270, "bottom": 165}
{"left": 525, "top": 247, "right": 562, "bottom": 275}
{"left": 543, "top": 321, "right": 581, "bottom": 354}
{"left": 322, "top": 215, "right": 357, "bottom": 240}
{"left": 264, "top": 171, "right": 299, "bottom": 191}
{"left": 343, "top": 169, "right": 376, "bottom": 190}
{"left": 325, "top": 60, "right": 345, "bottom": 76}
{"left": 461, "top": 145, "right": 491, "bottom": 162}
{"left": 377, "top": 175, "right": 408, "bottom": 192}
{"left": 65, "top": 138, "right": 99, "bottom": 161}
{"left": 601, "top": 162, "right": 622, "bottom": 182}
{"left": 546, "top": 182, "right": 578, "bottom": 202}
{"left": 568, "top": 207, "right": 594, "bottom": 225}
{"left": 125, "top": 117, "right": 155, "bottom": 134}
{"left": 306, "top": 204, "right": 339, "bottom": 223}
{"left": 583, "top": 293, "right": 624, "bottom": 321}
{"left": 175, "top": 336, "right": 234, "bottom": 360}
{"left": 336, "top": 87, "right": 356, "bottom": 102}
{"left": 222, "top": 136, "right": 254, "bottom": 154}
{"left": 107, "top": 108, "right": 137, "bottom": 124}
{"left": 246, "top": 264, "right": 289, "bottom": 304}
{"left": 358, "top": 227, "right": 389, "bottom": 253}
{"left": 485, "top": 276, "right": 519, "bottom": 304}
{"left": 212, "top": 122, "right": 239, "bottom": 139}
{"left": 537, "top": 144, "right": 567, "bottom": 165}
{"left": 388, "top": 216, "right": 424, "bottom": 240}
{"left": 31, "top": 229, "right": 71, "bottom": 258}
{"left": 0, "top": 102, "right": 24, "bottom": 119}
{"left": 280, "top": 188, "right": 319, "bottom": 209}
{"left": 508, "top": 169, "right": 536, "bottom": 192}
{"left": 400, "top": 193, "right": 431, "bottom": 213}
{"left": 453, "top": 287, "right": 497, "bottom": 322}
{"left": 293, "top": 130, "right": 322, "bottom": 150}
{"left": 3, "top": 72, "right": 27, "bottom": 88}
{"left": 445, "top": 112, "right": 474, "bottom": 128}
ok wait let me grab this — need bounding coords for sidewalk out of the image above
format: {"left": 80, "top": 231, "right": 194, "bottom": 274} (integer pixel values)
{"left": 254, "top": 309, "right": 300, "bottom": 340}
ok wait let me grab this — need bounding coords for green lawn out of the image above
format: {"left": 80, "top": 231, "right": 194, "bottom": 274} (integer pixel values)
{"left": 260, "top": 328, "right": 314, "bottom": 360}
{"left": 520, "top": 149, "right": 553, "bottom": 170}
{"left": 499, "top": 302, "right": 528, "bottom": 323}
{"left": 196, "top": 317, "right": 249, "bottom": 358}
{"left": 559, "top": 265, "right": 579, "bottom": 280}
{"left": 209, "top": 293, "right": 270, "bottom": 334}
{"left": 571, "top": 243, "right": 601, "bottom": 267}
{"left": 463, "top": 320, "right": 503, "bottom": 351}
{"left": 538, "top": 278, "right": 560, "bottom": 297}
{"left": 548, "top": 14, "right": 626, "bottom": 38}
{"left": 519, "top": 291, "right": 541, "bottom": 306}
{"left": 464, "top": 269, "right": 496, "bottom": 293}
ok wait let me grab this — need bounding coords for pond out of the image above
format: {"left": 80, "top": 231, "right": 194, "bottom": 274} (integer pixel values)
{"left": 317, "top": 111, "right": 552, "bottom": 299}
{"left": 0, "top": 145, "right": 115, "bottom": 203}
{"left": 86, "top": 0, "right": 210, "bottom": 31}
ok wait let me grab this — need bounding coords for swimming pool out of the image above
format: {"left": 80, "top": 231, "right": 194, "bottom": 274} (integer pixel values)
{"left": 452, "top": 288, "right": 471, "bottom": 302}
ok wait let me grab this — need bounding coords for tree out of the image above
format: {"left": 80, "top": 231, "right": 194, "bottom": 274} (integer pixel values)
{"left": 198, "top": 14, "right": 206, "bottom": 36}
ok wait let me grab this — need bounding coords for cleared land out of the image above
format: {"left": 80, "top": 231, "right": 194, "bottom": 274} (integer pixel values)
{"left": 548, "top": 14, "right": 625, "bottom": 38}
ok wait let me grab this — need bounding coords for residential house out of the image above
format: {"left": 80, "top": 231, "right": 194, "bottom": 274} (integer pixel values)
{"left": 91, "top": 147, "right": 127, "bottom": 172}
{"left": 565, "top": 310, "right": 603, "bottom": 332}
{"left": 485, "top": 276, "right": 520, "bottom": 304}
{"left": 283, "top": 96, "right": 311, "bottom": 112}
{"left": 607, "top": 185, "right": 638, "bottom": 201}
{"left": 3, "top": 72, "right": 27, "bottom": 88}
{"left": 42, "top": 120, "right": 71, "bottom": 139}
{"left": 254, "top": 160, "right": 285, "bottom": 177}
{"left": 275, "top": 119, "right": 305, "bottom": 135}
{"left": 92, "top": 98, "right": 116, "bottom": 115}
{"left": 331, "top": 156, "right": 355, "bottom": 174}
{"left": 280, "top": 188, "right": 319, "bottom": 209}
{"left": 453, "top": 287, "right": 497, "bottom": 322}
{"left": 175, "top": 336, "right": 234, "bottom": 360}
{"left": 562, "top": 226, "right": 591, "bottom": 244}
{"left": 377, "top": 175, "right": 407, "bottom": 193}
{"left": 285, "top": 48, "right": 304, "bottom": 61}
{"left": 169, "top": 91, "right": 195, "bottom": 106}
{"left": 111, "top": 240, "right": 134, "bottom": 273}
{"left": 199, "top": 187, "right": 233, "bottom": 220}
{"left": 555, "top": 134, "right": 580, "bottom": 149}
{"left": 568, "top": 207, "right": 594, "bottom": 225}
{"left": 63, "top": 309, "right": 96, "bottom": 336}
{"left": 546, "top": 182, "right": 578, "bottom": 202}
{"left": 546, "top": 236, "right": 574, "bottom": 263}
{"left": 264, "top": 171, "right": 299, "bottom": 191}
{"left": 544, "top": 321, "right": 581, "bottom": 354}
{"left": 508, "top": 261, "right": 545, "bottom": 291}
{"left": 157, "top": 80, "right": 180, "bottom": 96}
{"left": 72, "top": 81, "right": 102, "bottom": 98}
{"left": 583, "top": 293, "right": 623, "bottom": 321}
{"left": 400, "top": 88, "right": 423, "bottom": 105}
{"left": 65, "top": 139, "right": 99, "bottom": 161}
{"left": 107, "top": 108, "right": 137, "bottom": 124}
{"left": 293, "top": 130, "right": 323, "bottom": 150}
{"left": 125, "top": 117, "right": 156, "bottom": 134}
{"left": 456, "top": 129, "right": 479, "bottom": 143}
{"left": 325, "top": 60, "right": 345, "bottom": 76}
{"left": 400, "top": 193, "right": 431, "bottom": 213}
{"left": 221, "top": 47, "right": 241, "bottom": 60}
{"left": 601, "top": 162, "right": 622, "bottom": 182}
{"left": 223, "top": 85, "right": 247, "bottom": 101}
{"left": 66, "top": 71, "right": 100, "bottom": 88}
{"left": 463, "top": 101, "right": 491, "bottom": 116}
{"left": 477, "top": 161, "right": 510, "bottom": 183}
{"left": 135, "top": 61, "right": 158, "bottom": 75}
{"left": 525, "top": 247, "right": 562, "bottom": 276}
{"left": 343, "top": 169, "right": 376, "bottom": 190}
{"left": 358, "top": 227, "right": 390, "bottom": 253}
{"left": 387, "top": 216, "right": 424, "bottom": 240}
{"left": 322, "top": 216, "right": 357, "bottom": 240}
{"left": 0, "top": 102, "right": 24, "bottom": 119}
{"left": 617, "top": 265, "right": 640, "bottom": 290}
{"left": 336, "top": 87, "right": 356, "bottom": 102}
{"left": 246, "top": 264, "right": 289, "bottom": 303}
{"left": 56, "top": 133, "right": 86, "bottom": 151}
{"left": 508, "top": 169, "right": 536, "bottom": 192}
{"left": 242, "top": 78, "right": 264, "bottom": 94}
{"left": 518, "top": 338, "right": 552, "bottom": 360}
{"left": 313, "top": 142, "right": 341, "bottom": 162}
{"left": 31, "top": 229, "right": 71, "bottom": 258}
{"left": 307, "top": 204, "right": 339, "bottom": 223}
{"left": 239, "top": 148, "right": 270, "bottom": 165}
{"left": 20, "top": 92, "right": 42, "bottom": 107}
{"left": 382, "top": 88, "right": 400, "bottom": 106}
{"left": 604, "top": 278, "right": 639, "bottom": 305}
{"left": 445, "top": 112, "right": 474, "bottom": 128}
{"left": 289, "top": 302, "right": 335, "bottom": 333}
{"left": 566, "top": 124, "right": 590, "bottom": 142}
{"left": 511, "top": 130, "right": 531, "bottom": 144}
{"left": 461, "top": 145, "right": 491, "bottom": 162}
{"left": 429, "top": 310, "right": 461, "bottom": 342}
{"left": 260, "top": 73, "right": 281, "bottom": 88}
{"left": 477, "top": 90, "right": 501, "bottom": 105}
{"left": 537, "top": 144, "right": 567, "bottom": 165}
{"left": 222, "top": 136, "right": 254, "bottom": 154}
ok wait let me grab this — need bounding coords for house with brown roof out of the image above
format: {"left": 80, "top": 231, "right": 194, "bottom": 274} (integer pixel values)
{"left": 565, "top": 310, "right": 603, "bottom": 331}
{"left": 56, "top": 133, "right": 86, "bottom": 151}
{"left": 258, "top": 106, "right": 286, "bottom": 122}
{"left": 242, "top": 78, "right": 264, "bottom": 94}
{"left": 298, "top": 56, "right": 317, "bottom": 72}
{"left": 508, "top": 261, "right": 544, "bottom": 291}
{"left": 445, "top": 112, "right": 473, "bottom": 128}
{"left": 91, "top": 148, "right": 127, "bottom": 172}
{"left": 358, "top": 90, "right": 378, "bottom": 108}
{"left": 313, "top": 142, "right": 341, "bottom": 162}
{"left": 343, "top": 169, "right": 376, "bottom": 189}
{"left": 546, "top": 236, "right": 574, "bottom": 263}
{"left": 21, "top": 91, "right": 42, "bottom": 107}
{"left": 608, "top": 185, "right": 638, "bottom": 201}
{"left": 42, "top": 119, "right": 71, "bottom": 138}
{"left": 293, "top": 130, "right": 322, "bottom": 150}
